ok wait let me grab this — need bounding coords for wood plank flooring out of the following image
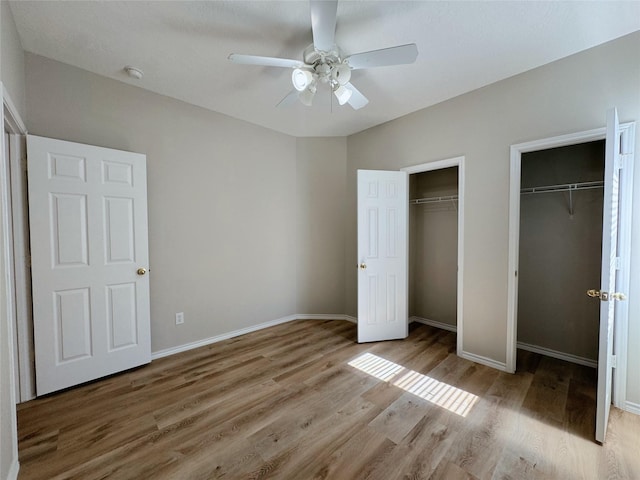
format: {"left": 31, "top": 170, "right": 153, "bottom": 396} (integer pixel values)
{"left": 16, "top": 320, "right": 640, "bottom": 479}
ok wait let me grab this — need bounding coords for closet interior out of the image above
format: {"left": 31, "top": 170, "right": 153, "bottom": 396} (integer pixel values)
{"left": 517, "top": 140, "right": 605, "bottom": 366}
{"left": 409, "top": 167, "right": 458, "bottom": 332}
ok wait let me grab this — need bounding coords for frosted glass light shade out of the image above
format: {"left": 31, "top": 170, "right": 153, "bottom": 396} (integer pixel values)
{"left": 334, "top": 85, "right": 352, "bottom": 105}
{"left": 292, "top": 69, "right": 314, "bottom": 92}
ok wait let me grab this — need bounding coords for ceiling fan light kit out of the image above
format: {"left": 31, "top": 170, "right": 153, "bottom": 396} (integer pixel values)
{"left": 299, "top": 85, "right": 317, "bottom": 106}
{"left": 333, "top": 84, "right": 352, "bottom": 105}
{"left": 228, "top": 0, "right": 418, "bottom": 110}
{"left": 292, "top": 68, "right": 314, "bottom": 91}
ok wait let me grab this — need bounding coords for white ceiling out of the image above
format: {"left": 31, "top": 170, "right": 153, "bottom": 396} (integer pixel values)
{"left": 9, "top": 1, "right": 640, "bottom": 137}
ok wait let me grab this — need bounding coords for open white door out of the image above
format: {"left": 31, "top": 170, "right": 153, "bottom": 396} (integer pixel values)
{"left": 28, "top": 135, "right": 151, "bottom": 395}
{"left": 594, "top": 108, "right": 624, "bottom": 443}
{"left": 357, "top": 170, "right": 408, "bottom": 343}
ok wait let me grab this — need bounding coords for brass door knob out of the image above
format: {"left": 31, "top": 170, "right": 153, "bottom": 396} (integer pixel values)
{"left": 137, "top": 268, "right": 147, "bottom": 276}
{"left": 587, "top": 289, "right": 609, "bottom": 301}
{"left": 359, "top": 263, "right": 367, "bottom": 270}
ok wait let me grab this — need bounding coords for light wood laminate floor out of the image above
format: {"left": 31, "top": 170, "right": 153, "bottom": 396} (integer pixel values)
{"left": 17, "top": 320, "right": 640, "bottom": 479}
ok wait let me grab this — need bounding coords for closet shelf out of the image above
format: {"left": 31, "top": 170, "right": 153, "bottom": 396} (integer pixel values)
{"left": 520, "top": 180, "right": 604, "bottom": 195}
{"left": 409, "top": 181, "right": 603, "bottom": 207}
{"left": 521, "top": 180, "right": 604, "bottom": 217}
{"left": 410, "top": 194, "right": 458, "bottom": 205}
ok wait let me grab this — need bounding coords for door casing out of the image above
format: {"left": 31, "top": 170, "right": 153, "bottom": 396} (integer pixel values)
{"left": 507, "top": 122, "right": 635, "bottom": 409}
{"left": 2, "top": 84, "right": 31, "bottom": 403}
{"left": 401, "top": 156, "right": 465, "bottom": 358}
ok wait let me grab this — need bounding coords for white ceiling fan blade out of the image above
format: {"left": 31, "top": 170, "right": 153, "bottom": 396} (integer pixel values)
{"left": 310, "top": 0, "right": 338, "bottom": 52}
{"left": 345, "top": 82, "right": 368, "bottom": 110}
{"left": 228, "top": 54, "right": 303, "bottom": 69}
{"left": 276, "top": 90, "right": 300, "bottom": 108}
{"left": 346, "top": 43, "right": 418, "bottom": 70}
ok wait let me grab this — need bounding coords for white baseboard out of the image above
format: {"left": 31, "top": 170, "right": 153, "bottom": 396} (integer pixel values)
{"left": 8, "top": 458, "right": 19, "bottom": 480}
{"left": 516, "top": 341, "right": 597, "bottom": 368}
{"left": 296, "top": 314, "right": 354, "bottom": 322}
{"left": 343, "top": 315, "right": 357, "bottom": 324}
{"left": 459, "top": 350, "right": 510, "bottom": 372}
{"left": 151, "top": 314, "right": 298, "bottom": 359}
{"left": 151, "top": 314, "right": 356, "bottom": 360}
{"left": 152, "top": 316, "right": 603, "bottom": 378}
{"left": 624, "top": 401, "right": 640, "bottom": 416}
{"left": 410, "top": 316, "right": 457, "bottom": 332}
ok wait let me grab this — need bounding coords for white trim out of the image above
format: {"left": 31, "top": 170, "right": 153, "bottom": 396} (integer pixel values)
{"left": 507, "top": 122, "right": 634, "bottom": 405}
{"left": 401, "top": 156, "right": 464, "bottom": 174}
{"left": 410, "top": 315, "right": 457, "bottom": 333}
{"left": 7, "top": 134, "right": 33, "bottom": 402}
{"left": 516, "top": 341, "right": 597, "bottom": 368}
{"left": 7, "top": 457, "right": 20, "bottom": 480}
{"left": 613, "top": 122, "right": 635, "bottom": 409}
{"left": 7, "top": 459, "right": 20, "bottom": 480}
{"left": 401, "top": 156, "right": 465, "bottom": 359}
{"left": 2, "top": 85, "right": 27, "bottom": 135}
{"left": 507, "top": 130, "right": 607, "bottom": 372}
{"left": 343, "top": 315, "right": 357, "bottom": 324}
{"left": 151, "top": 314, "right": 298, "bottom": 360}
{"left": 0, "top": 81, "right": 21, "bottom": 480}
{"left": 459, "top": 350, "right": 509, "bottom": 372}
{"left": 151, "top": 315, "right": 360, "bottom": 361}
{"left": 295, "top": 314, "right": 354, "bottom": 322}
{"left": 624, "top": 401, "right": 640, "bottom": 416}
{"left": 2, "top": 86, "right": 32, "bottom": 403}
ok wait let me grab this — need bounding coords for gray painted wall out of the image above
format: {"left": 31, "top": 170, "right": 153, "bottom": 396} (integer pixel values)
{"left": 2, "top": 27, "right": 640, "bottom": 475}
{"left": 346, "top": 32, "right": 640, "bottom": 385}
{"left": 24, "top": 54, "right": 349, "bottom": 355}
{"left": 1, "top": 1, "right": 25, "bottom": 119}
{"left": 296, "top": 137, "right": 347, "bottom": 315}
{"left": 409, "top": 168, "right": 458, "bottom": 326}
{"left": 518, "top": 141, "right": 604, "bottom": 361}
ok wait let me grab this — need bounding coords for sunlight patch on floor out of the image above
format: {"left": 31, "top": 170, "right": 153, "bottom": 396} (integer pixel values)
{"left": 348, "top": 352, "right": 478, "bottom": 417}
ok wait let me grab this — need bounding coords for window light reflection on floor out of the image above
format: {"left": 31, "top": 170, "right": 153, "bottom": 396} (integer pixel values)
{"left": 348, "top": 352, "right": 478, "bottom": 417}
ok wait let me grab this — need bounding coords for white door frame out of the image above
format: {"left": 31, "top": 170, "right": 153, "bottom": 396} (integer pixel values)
{"left": 401, "top": 156, "right": 465, "bottom": 357}
{"left": 2, "top": 84, "right": 32, "bottom": 403}
{"left": 507, "top": 123, "right": 634, "bottom": 407}
{"left": 1, "top": 82, "right": 24, "bottom": 478}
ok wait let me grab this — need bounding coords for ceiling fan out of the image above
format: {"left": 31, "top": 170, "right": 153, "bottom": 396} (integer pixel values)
{"left": 228, "top": 0, "right": 418, "bottom": 110}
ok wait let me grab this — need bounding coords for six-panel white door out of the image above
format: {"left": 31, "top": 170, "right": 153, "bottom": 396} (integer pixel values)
{"left": 595, "top": 108, "right": 624, "bottom": 443}
{"left": 357, "top": 170, "right": 408, "bottom": 343}
{"left": 28, "top": 135, "right": 151, "bottom": 395}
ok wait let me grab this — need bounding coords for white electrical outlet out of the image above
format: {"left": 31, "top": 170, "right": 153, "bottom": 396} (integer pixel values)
{"left": 175, "top": 312, "right": 184, "bottom": 325}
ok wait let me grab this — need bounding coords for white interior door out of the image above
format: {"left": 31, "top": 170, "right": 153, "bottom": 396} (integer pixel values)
{"left": 595, "top": 108, "right": 623, "bottom": 443}
{"left": 357, "top": 169, "right": 408, "bottom": 343}
{"left": 28, "top": 135, "right": 151, "bottom": 395}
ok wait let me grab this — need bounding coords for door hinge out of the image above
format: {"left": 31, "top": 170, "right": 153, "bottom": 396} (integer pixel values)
{"left": 615, "top": 257, "right": 621, "bottom": 270}
{"left": 611, "top": 354, "right": 617, "bottom": 368}
{"left": 614, "top": 153, "right": 631, "bottom": 170}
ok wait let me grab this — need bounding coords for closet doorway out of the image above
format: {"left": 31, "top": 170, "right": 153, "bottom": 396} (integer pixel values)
{"left": 517, "top": 140, "right": 605, "bottom": 368}
{"left": 507, "top": 110, "right": 636, "bottom": 443}
{"left": 402, "top": 157, "right": 464, "bottom": 356}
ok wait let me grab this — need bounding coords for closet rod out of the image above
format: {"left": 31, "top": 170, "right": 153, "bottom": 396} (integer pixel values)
{"left": 521, "top": 180, "right": 604, "bottom": 217}
{"left": 409, "top": 180, "right": 603, "bottom": 206}
{"left": 410, "top": 194, "right": 458, "bottom": 205}
{"left": 520, "top": 180, "right": 604, "bottom": 195}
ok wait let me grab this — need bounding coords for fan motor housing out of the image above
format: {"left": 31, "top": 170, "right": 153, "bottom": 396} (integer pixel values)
{"left": 303, "top": 44, "right": 341, "bottom": 67}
